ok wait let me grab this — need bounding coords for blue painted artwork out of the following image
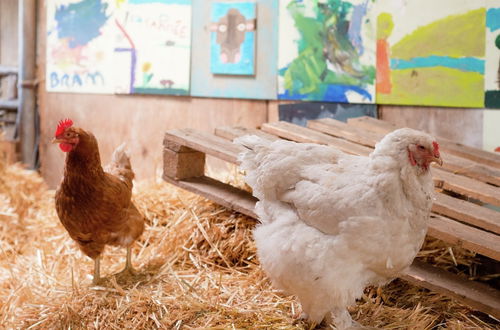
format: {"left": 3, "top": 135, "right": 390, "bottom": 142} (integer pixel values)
{"left": 47, "top": 0, "right": 115, "bottom": 93}
{"left": 210, "top": 2, "right": 256, "bottom": 75}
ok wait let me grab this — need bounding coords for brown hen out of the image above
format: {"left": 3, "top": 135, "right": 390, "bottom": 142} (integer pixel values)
{"left": 53, "top": 119, "right": 144, "bottom": 284}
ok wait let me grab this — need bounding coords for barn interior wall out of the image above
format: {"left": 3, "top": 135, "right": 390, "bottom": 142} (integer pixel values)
{"left": 27, "top": 0, "right": 485, "bottom": 188}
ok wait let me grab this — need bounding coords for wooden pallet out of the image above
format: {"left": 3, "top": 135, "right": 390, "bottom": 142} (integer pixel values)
{"left": 162, "top": 119, "right": 500, "bottom": 319}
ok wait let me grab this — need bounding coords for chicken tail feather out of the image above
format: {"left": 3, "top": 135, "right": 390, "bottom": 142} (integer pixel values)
{"left": 105, "top": 143, "right": 135, "bottom": 186}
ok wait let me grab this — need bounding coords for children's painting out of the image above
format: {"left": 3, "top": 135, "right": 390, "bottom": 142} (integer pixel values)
{"left": 210, "top": 2, "right": 256, "bottom": 75}
{"left": 279, "top": 102, "right": 377, "bottom": 127}
{"left": 376, "top": 0, "right": 486, "bottom": 108}
{"left": 46, "top": 0, "right": 116, "bottom": 93}
{"left": 485, "top": 6, "right": 500, "bottom": 108}
{"left": 278, "top": 0, "right": 376, "bottom": 103}
{"left": 190, "top": 0, "right": 278, "bottom": 99}
{"left": 114, "top": 0, "right": 192, "bottom": 95}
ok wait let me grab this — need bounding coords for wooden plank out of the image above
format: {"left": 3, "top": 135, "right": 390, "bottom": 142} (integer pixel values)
{"left": 348, "top": 116, "right": 500, "bottom": 169}
{"left": 162, "top": 160, "right": 500, "bottom": 317}
{"left": 433, "top": 194, "right": 500, "bottom": 235}
{"left": 402, "top": 260, "right": 500, "bottom": 319}
{"left": 163, "top": 129, "right": 243, "bottom": 165}
{"left": 427, "top": 214, "right": 500, "bottom": 261}
{"left": 261, "top": 121, "right": 372, "bottom": 156}
{"left": 308, "top": 118, "right": 500, "bottom": 206}
{"left": 163, "top": 175, "right": 258, "bottom": 219}
{"left": 0, "top": 65, "right": 17, "bottom": 76}
{"left": 433, "top": 169, "right": 500, "bottom": 207}
{"left": 0, "top": 99, "right": 18, "bottom": 110}
{"left": 215, "top": 126, "right": 279, "bottom": 142}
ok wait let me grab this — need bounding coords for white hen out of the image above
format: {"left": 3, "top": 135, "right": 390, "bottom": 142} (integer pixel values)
{"left": 235, "top": 128, "right": 442, "bottom": 329}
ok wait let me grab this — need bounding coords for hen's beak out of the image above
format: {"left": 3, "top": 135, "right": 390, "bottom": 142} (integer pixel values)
{"left": 51, "top": 137, "right": 63, "bottom": 144}
{"left": 432, "top": 156, "right": 443, "bottom": 166}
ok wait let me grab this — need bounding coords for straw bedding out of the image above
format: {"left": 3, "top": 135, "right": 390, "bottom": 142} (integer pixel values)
{"left": 0, "top": 161, "right": 498, "bottom": 329}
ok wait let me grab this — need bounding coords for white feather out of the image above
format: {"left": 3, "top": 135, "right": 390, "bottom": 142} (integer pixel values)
{"left": 235, "top": 128, "right": 437, "bottom": 328}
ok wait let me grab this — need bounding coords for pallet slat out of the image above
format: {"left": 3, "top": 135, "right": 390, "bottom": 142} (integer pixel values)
{"left": 308, "top": 118, "right": 500, "bottom": 206}
{"left": 215, "top": 126, "right": 279, "bottom": 142}
{"left": 432, "top": 194, "right": 500, "bottom": 235}
{"left": 348, "top": 116, "right": 500, "bottom": 169}
{"left": 164, "top": 129, "right": 243, "bottom": 164}
{"left": 402, "top": 260, "right": 500, "bottom": 319}
{"left": 261, "top": 121, "right": 372, "bottom": 156}
{"left": 163, "top": 175, "right": 258, "bottom": 219}
{"left": 428, "top": 214, "right": 500, "bottom": 261}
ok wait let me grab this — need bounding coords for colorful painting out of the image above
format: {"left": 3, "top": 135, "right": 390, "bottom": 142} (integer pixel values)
{"left": 210, "top": 2, "right": 256, "bottom": 75}
{"left": 114, "top": 0, "right": 192, "bottom": 95}
{"left": 278, "top": 0, "right": 376, "bottom": 103}
{"left": 485, "top": 7, "right": 500, "bottom": 108}
{"left": 375, "top": 0, "right": 486, "bottom": 108}
{"left": 190, "top": 0, "right": 278, "bottom": 99}
{"left": 46, "top": 0, "right": 116, "bottom": 93}
{"left": 279, "top": 102, "right": 377, "bottom": 127}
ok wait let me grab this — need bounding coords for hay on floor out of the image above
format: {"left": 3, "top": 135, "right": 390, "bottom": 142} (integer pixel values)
{"left": 0, "top": 161, "right": 498, "bottom": 329}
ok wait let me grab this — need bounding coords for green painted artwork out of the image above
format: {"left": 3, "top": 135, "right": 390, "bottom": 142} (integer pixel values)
{"left": 376, "top": 1, "right": 486, "bottom": 108}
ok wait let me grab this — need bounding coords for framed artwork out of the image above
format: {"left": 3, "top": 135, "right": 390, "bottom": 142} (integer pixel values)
{"left": 210, "top": 2, "right": 256, "bottom": 75}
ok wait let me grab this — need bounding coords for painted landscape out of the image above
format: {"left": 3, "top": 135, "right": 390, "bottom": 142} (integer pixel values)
{"left": 376, "top": 0, "right": 486, "bottom": 108}
{"left": 278, "top": 0, "right": 376, "bottom": 103}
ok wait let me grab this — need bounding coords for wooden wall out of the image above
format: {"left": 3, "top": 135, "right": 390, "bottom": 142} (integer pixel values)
{"left": 34, "top": 0, "right": 486, "bottom": 188}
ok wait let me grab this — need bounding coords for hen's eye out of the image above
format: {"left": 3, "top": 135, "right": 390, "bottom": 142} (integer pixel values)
{"left": 418, "top": 145, "right": 425, "bottom": 150}
{"left": 65, "top": 132, "right": 71, "bottom": 138}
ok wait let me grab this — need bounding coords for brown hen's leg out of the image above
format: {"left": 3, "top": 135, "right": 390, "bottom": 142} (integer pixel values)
{"left": 92, "top": 256, "right": 101, "bottom": 285}
{"left": 119, "top": 246, "right": 136, "bottom": 275}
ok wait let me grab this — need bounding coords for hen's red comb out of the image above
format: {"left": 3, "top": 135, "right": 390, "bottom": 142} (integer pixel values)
{"left": 55, "top": 118, "right": 73, "bottom": 137}
{"left": 495, "top": 146, "right": 500, "bottom": 152}
{"left": 432, "top": 141, "right": 440, "bottom": 157}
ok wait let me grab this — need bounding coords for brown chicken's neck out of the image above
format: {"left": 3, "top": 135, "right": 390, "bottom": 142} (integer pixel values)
{"left": 64, "top": 133, "right": 104, "bottom": 178}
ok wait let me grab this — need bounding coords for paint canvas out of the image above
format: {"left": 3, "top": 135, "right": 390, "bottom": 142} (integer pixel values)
{"left": 210, "top": 2, "right": 256, "bottom": 75}
{"left": 278, "top": 0, "right": 376, "bottom": 103}
{"left": 375, "top": 0, "right": 486, "bottom": 108}
{"left": 485, "top": 7, "right": 500, "bottom": 108}
{"left": 190, "top": 0, "right": 278, "bottom": 99}
{"left": 46, "top": 0, "right": 116, "bottom": 93}
{"left": 114, "top": 0, "right": 192, "bottom": 95}
{"left": 279, "top": 102, "right": 377, "bottom": 127}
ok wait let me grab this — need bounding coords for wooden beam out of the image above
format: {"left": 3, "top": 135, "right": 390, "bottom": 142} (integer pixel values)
{"left": 433, "top": 193, "right": 500, "bottom": 235}
{"left": 428, "top": 214, "right": 500, "bottom": 261}
{"left": 0, "top": 65, "right": 18, "bottom": 76}
{"left": 215, "top": 126, "right": 279, "bottom": 142}
{"left": 261, "top": 121, "right": 372, "bottom": 156}
{"left": 164, "top": 129, "right": 243, "bottom": 164}
{"left": 348, "top": 116, "right": 500, "bottom": 169}
{"left": 0, "top": 99, "right": 18, "bottom": 110}
{"left": 163, "top": 175, "right": 258, "bottom": 219}
{"left": 402, "top": 260, "right": 500, "bottom": 319}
